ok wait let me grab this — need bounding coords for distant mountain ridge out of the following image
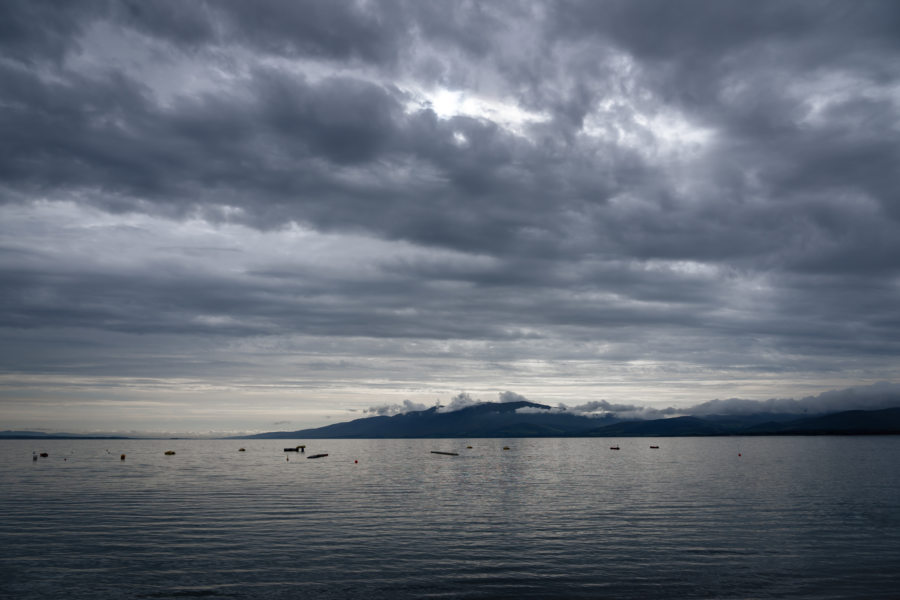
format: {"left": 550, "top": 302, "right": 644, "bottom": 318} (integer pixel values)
{"left": 0, "top": 431, "right": 130, "bottom": 439}
{"left": 239, "top": 402, "right": 900, "bottom": 439}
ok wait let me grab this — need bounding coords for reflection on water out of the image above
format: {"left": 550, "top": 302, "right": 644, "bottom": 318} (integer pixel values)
{"left": 2, "top": 437, "right": 900, "bottom": 598}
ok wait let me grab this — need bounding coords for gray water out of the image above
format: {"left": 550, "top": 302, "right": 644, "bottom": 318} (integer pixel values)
{"left": 2, "top": 437, "right": 899, "bottom": 599}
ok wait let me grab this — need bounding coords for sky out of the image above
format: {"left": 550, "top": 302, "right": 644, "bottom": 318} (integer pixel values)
{"left": 2, "top": 0, "right": 900, "bottom": 435}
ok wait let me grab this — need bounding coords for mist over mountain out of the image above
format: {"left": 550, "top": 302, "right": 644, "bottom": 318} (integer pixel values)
{"left": 244, "top": 400, "right": 622, "bottom": 439}
{"left": 242, "top": 388, "right": 900, "bottom": 439}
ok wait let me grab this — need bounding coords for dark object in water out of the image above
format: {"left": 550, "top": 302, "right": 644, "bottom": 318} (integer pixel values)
{"left": 430, "top": 451, "right": 459, "bottom": 456}
{"left": 164, "top": 450, "right": 176, "bottom": 455}
{"left": 239, "top": 448, "right": 246, "bottom": 452}
{"left": 609, "top": 446, "right": 620, "bottom": 450}
{"left": 307, "top": 453, "right": 328, "bottom": 459}
{"left": 39, "top": 452, "right": 48, "bottom": 457}
{"left": 650, "top": 445, "right": 659, "bottom": 449}
{"left": 502, "top": 446, "right": 510, "bottom": 450}
{"left": 284, "top": 445, "right": 306, "bottom": 452}
{"left": 120, "top": 454, "right": 126, "bottom": 460}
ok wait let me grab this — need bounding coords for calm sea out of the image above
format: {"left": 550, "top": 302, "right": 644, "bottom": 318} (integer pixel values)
{"left": 2, "top": 437, "right": 899, "bottom": 599}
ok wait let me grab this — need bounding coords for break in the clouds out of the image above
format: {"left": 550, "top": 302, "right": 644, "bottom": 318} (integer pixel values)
{"left": 2, "top": 1, "right": 900, "bottom": 433}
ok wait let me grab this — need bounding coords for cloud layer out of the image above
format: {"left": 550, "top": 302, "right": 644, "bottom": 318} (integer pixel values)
{"left": 2, "top": 1, "right": 900, "bottom": 432}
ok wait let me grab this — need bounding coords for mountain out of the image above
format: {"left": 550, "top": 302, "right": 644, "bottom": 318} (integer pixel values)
{"left": 0, "top": 431, "right": 130, "bottom": 439}
{"left": 582, "top": 416, "right": 731, "bottom": 437}
{"left": 242, "top": 401, "right": 621, "bottom": 439}
{"left": 742, "top": 407, "right": 900, "bottom": 435}
{"left": 239, "top": 403, "right": 900, "bottom": 439}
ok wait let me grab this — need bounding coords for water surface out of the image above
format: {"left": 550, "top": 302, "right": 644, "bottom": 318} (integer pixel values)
{"left": 2, "top": 437, "right": 899, "bottom": 598}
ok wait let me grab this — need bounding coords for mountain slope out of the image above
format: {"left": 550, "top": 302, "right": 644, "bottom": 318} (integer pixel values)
{"left": 243, "top": 401, "right": 620, "bottom": 438}
{"left": 239, "top": 403, "right": 900, "bottom": 439}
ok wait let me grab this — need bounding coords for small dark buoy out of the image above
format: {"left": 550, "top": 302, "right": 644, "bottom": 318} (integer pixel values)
{"left": 286, "top": 456, "right": 289, "bottom": 461}
{"left": 120, "top": 454, "right": 126, "bottom": 460}
{"left": 738, "top": 453, "right": 742, "bottom": 457}
{"left": 354, "top": 460, "right": 358, "bottom": 463}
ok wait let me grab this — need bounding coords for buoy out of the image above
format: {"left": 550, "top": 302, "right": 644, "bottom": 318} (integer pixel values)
{"left": 286, "top": 456, "right": 289, "bottom": 461}
{"left": 354, "top": 460, "right": 358, "bottom": 463}
{"left": 120, "top": 454, "right": 126, "bottom": 460}
{"left": 738, "top": 453, "right": 742, "bottom": 457}
{"left": 32, "top": 454, "right": 37, "bottom": 461}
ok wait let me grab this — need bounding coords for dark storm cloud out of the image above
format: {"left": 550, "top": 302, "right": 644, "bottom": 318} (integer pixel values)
{"left": 2, "top": 0, "right": 900, "bottom": 420}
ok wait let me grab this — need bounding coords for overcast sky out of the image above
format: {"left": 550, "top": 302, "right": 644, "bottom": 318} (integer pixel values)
{"left": 2, "top": 0, "right": 900, "bottom": 434}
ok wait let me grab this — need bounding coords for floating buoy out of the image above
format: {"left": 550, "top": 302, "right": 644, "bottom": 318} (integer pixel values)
{"left": 354, "top": 460, "right": 358, "bottom": 463}
{"left": 164, "top": 450, "right": 176, "bottom": 456}
{"left": 286, "top": 456, "right": 289, "bottom": 462}
{"left": 120, "top": 454, "right": 126, "bottom": 460}
{"left": 738, "top": 453, "right": 742, "bottom": 457}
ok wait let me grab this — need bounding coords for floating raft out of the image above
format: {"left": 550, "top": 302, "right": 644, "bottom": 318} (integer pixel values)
{"left": 307, "top": 453, "right": 328, "bottom": 459}
{"left": 430, "top": 451, "right": 459, "bottom": 456}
